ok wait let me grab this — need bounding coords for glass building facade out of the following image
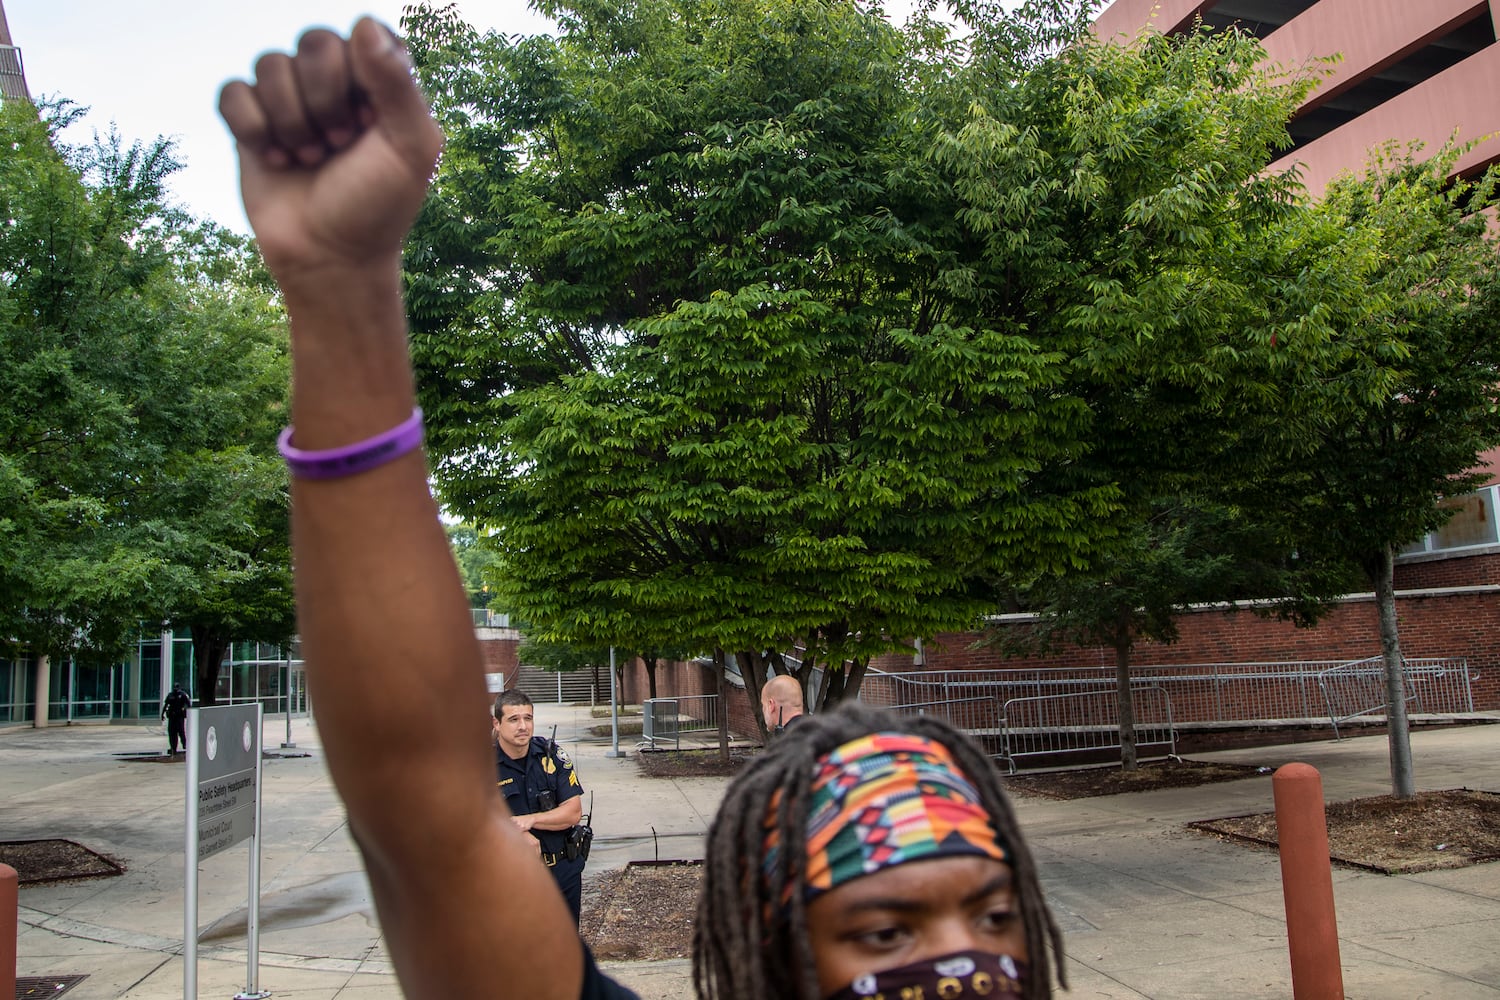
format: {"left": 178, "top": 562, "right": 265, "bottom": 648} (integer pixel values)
{"left": 0, "top": 630, "right": 306, "bottom": 726}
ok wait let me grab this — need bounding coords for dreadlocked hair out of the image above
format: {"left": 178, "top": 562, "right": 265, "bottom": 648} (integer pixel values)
{"left": 691, "top": 702, "right": 1067, "bottom": 1000}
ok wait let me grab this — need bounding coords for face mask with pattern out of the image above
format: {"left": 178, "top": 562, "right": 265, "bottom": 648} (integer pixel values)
{"left": 824, "top": 950, "right": 1027, "bottom": 1000}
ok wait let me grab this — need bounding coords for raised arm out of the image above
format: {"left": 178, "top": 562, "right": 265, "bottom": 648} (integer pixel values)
{"left": 218, "top": 20, "right": 581, "bottom": 999}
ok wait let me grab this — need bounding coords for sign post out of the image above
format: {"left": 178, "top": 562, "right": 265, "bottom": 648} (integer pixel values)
{"left": 184, "top": 703, "right": 269, "bottom": 1000}
{"left": 606, "top": 647, "right": 624, "bottom": 758}
{"left": 281, "top": 654, "right": 296, "bottom": 749}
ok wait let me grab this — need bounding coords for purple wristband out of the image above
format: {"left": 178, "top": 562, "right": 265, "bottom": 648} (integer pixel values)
{"left": 278, "top": 407, "right": 425, "bottom": 480}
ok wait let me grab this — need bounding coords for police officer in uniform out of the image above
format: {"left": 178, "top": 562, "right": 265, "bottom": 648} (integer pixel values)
{"left": 161, "top": 683, "right": 192, "bottom": 755}
{"left": 492, "top": 690, "right": 587, "bottom": 923}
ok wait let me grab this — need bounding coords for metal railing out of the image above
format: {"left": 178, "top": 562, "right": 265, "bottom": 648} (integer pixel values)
{"left": 996, "top": 686, "right": 1176, "bottom": 773}
{"left": 894, "top": 694, "right": 1002, "bottom": 735}
{"left": 861, "top": 656, "right": 1476, "bottom": 750}
{"left": 0, "top": 45, "right": 27, "bottom": 101}
{"left": 640, "top": 694, "right": 720, "bottom": 750}
{"left": 1318, "top": 655, "right": 1474, "bottom": 738}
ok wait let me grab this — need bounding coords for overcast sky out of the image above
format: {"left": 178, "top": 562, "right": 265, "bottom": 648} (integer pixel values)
{"left": 5, "top": 1, "right": 961, "bottom": 235}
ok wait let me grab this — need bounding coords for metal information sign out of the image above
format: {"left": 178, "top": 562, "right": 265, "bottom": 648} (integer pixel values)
{"left": 195, "top": 705, "right": 260, "bottom": 859}
{"left": 184, "top": 703, "right": 269, "bottom": 1000}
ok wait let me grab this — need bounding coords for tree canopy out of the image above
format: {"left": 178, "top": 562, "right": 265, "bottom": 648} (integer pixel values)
{"left": 397, "top": 0, "right": 1349, "bottom": 715}
{"left": 1236, "top": 145, "right": 1500, "bottom": 795}
{"left": 0, "top": 97, "right": 293, "bottom": 696}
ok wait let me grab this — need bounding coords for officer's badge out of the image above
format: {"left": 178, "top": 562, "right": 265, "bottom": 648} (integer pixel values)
{"left": 541, "top": 755, "right": 555, "bottom": 774}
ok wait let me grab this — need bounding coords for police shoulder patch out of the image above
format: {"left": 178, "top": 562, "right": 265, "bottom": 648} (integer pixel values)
{"left": 552, "top": 744, "right": 573, "bottom": 769}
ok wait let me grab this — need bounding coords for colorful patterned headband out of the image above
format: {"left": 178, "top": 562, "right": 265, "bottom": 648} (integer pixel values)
{"left": 763, "top": 732, "right": 1010, "bottom": 903}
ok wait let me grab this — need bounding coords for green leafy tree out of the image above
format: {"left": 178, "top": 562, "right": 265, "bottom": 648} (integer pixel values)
{"left": 448, "top": 523, "right": 506, "bottom": 610}
{"left": 0, "top": 98, "right": 294, "bottom": 703}
{"left": 397, "top": 2, "right": 1338, "bottom": 725}
{"left": 1240, "top": 145, "right": 1500, "bottom": 798}
{"left": 993, "top": 498, "right": 1354, "bottom": 769}
{"left": 1, "top": 100, "right": 186, "bottom": 668}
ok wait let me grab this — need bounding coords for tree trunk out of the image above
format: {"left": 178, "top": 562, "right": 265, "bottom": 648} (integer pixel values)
{"left": 590, "top": 661, "right": 602, "bottom": 706}
{"left": 190, "top": 626, "right": 230, "bottom": 707}
{"left": 813, "top": 656, "right": 869, "bottom": 713}
{"left": 1373, "top": 544, "right": 1416, "bottom": 799}
{"left": 737, "top": 649, "right": 772, "bottom": 738}
{"left": 1115, "top": 639, "right": 1138, "bottom": 772}
{"left": 816, "top": 659, "right": 844, "bottom": 713}
{"left": 842, "top": 656, "right": 869, "bottom": 705}
{"left": 713, "top": 648, "right": 730, "bottom": 763}
{"left": 644, "top": 655, "right": 659, "bottom": 701}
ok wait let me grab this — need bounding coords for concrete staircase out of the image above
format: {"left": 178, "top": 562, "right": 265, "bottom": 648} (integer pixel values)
{"left": 510, "top": 664, "right": 597, "bottom": 705}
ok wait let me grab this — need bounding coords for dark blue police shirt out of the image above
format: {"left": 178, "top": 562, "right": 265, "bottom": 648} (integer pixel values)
{"left": 495, "top": 735, "right": 583, "bottom": 858}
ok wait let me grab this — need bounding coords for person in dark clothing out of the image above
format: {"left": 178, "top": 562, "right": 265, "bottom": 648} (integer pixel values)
{"left": 492, "top": 690, "right": 587, "bottom": 924}
{"left": 161, "top": 683, "right": 191, "bottom": 754}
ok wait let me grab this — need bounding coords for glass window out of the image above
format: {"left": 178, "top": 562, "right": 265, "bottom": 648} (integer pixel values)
{"left": 1432, "top": 488, "right": 1499, "bottom": 550}
{"left": 139, "top": 637, "right": 163, "bottom": 712}
{"left": 173, "top": 639, "right": 195, "bottom": 693}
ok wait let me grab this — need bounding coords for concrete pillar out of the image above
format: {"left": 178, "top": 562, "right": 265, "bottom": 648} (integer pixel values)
{"left": 160, "top": 627, "right": 173, "bottom": 704}
{"left": 32, "top": 653, "right": 49, "bottom": 728}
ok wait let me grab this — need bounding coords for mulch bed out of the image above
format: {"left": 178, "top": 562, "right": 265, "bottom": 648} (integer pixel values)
{"left": 582, "top": 862, "right": 701, "bottom": 961}
{"left": 635, "top": 747, "right": 760, "bottom": 778}
{"left": 0, "top": 840, "right": 125, "bottom": 885}
{"left": 1192, "top": 788, "right": 1500, "bottom": 873}
{"left": 1002, "top": 758, "right": 1271, "bottom": 799}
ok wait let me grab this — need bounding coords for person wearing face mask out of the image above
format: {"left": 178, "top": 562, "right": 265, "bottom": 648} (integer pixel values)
{"left": 697, "top": 703, "right": 1064, "bottom": 1000}
{"left": 216, "top": 19, "right": 1066, "bottom": 1000}
{"left": 760, "top": 674, "right": 807, "bottom": 736}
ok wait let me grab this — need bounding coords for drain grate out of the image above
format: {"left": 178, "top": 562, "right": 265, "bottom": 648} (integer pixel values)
{"left": 16, "top": 974, "right": 88, "bottom": 998}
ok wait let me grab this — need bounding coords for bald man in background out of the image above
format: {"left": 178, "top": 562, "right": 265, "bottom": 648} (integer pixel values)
{"left": 759, "top": 675, "right": 806, "bottom": 736}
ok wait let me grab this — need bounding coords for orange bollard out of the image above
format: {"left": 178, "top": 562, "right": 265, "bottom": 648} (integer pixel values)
{"left": 0, "top": 862, "right": 16, "bottom": 1000}
{"left": 1273, "top": 763, "right": 1344, "bottom": 1000}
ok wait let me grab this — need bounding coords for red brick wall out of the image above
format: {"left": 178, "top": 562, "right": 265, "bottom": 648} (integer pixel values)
{"left": 723, "top": 679, "right": 759, "bottom": 739}
{"left": 518, "top": 558, "right": 1500, "bottom": 732}
{"left": 1393, "top": 550, "right": 1500, "bottom": 590}
{"left": 868, "top": 586, "right": 1500, "bottom": 712}
{"left": 616, "top": 657, "right": 762, "bottom": 740}
{"left": 477, "top": 633, "right": 520, "bottom": 694}
{"left": 619, "top": 656, "right": 719, "bottom": 703}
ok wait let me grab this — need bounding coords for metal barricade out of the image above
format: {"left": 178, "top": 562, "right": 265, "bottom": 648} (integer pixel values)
{"left": 1317, "top": 655, "right": 1474, "bottom": 738}
{"left": 996, "top": 685, "right": 1176, "bottom": 773}
{"left": 640, "top": 695, "right": 720, "bottom": 750}
{"left": 862, "top": 656, "right": 1474, "bottom": 733}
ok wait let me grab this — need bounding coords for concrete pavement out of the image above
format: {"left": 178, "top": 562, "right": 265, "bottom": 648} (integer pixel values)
{"left": 3, "top": 705, "right": 1497, "bottom": 998}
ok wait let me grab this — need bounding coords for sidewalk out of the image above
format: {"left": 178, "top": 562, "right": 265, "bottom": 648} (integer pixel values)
{"left": 3, "top": 706, "right": 1497, "bottom": 998}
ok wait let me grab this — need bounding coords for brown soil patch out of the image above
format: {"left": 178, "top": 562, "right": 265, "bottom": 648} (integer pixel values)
{"left": 1003, "top": 758, "right": 1269, "bottom": 799}
{"left": 590, "top": 721, "right": 645, "bottom": 739}
{"left": 582, "top": 862, "right": 700, "bottom": 961}
{"left": 0, "top": 839, "right": 125, "bottom": 884}
{"left": 1193, "top": 788, "right": 1500, "bottom": 873}
{"left": 635, "top": 747, "right": 760, "bottom": 778}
